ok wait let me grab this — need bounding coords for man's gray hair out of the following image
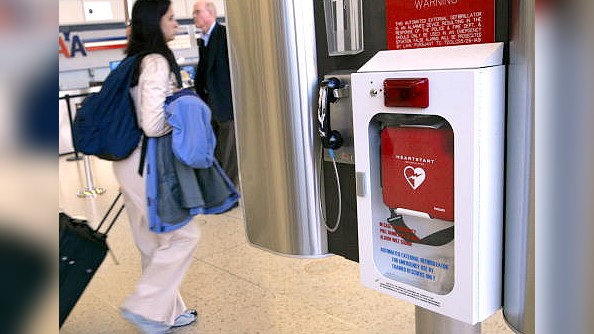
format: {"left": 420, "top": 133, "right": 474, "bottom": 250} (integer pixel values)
{"left": 205, "top": 1, "right": 217, "bottom": 17}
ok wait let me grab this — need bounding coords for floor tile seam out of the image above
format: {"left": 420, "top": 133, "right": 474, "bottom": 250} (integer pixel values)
{"left": 194, "top": 248, "right": 354, "bottom": 298}
{"left": 220, "top": 213, "right": 244, "bottom": 220}
{"left": 192, "top": 255, "right": 270, "bottom": 293}
{"left": 76, "top": 288, "right": 123, "bottom": 312}
{"left": 193, "top": 246, "right": 243, "bottom": 261}
{"left": 264, "top": 292, "right": 361, "bottom": 332}
{"left": 202, "top": 212, "right": 244, "bottom": 224}
{"left": 275, "top": 291, "right": 362, "bottom": 330}
{"left": 194, "top": 324, "right": 276, "bottom": 334}
{"left": 291, "top": 291, "right": 403, "bottom": 331}
{"left": 272, "top": 290, "right": 368, "bottom": 329}
{"left": 193, "top": 239, "right": 247, "bottom": 262}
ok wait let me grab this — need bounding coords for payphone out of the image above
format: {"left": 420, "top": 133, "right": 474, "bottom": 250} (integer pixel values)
{"left": 316, "top": 71, "right": 360, "bottom": 262}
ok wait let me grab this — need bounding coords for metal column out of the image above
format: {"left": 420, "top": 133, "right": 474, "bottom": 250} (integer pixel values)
{"left": 416, "top": 307, "right": 480, "bottom": 334}
{"left": 532, "top": 1, "right": 594, "bottom": 333}
{"left": 504, "top": 0, "right": 534, "bottom": 333}
{"left": 225, "top": 0, "right": 326, "bottom": 256}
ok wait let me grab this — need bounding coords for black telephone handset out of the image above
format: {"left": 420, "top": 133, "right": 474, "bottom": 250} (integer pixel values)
{"left": 317, "top": 77, "right": 343, "bottom": 150}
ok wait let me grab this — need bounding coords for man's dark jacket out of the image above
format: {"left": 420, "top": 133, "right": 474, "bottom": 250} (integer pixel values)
{"left": 195, "top": 23, "right": 234, "bottom": 122}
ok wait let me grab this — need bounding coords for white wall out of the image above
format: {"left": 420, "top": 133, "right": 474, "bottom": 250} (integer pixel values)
{"left": 60, "top": 0, "right": 225, "bottom": 25}
{"left": 59, "top": 0, "right": 127, "bottom": 25}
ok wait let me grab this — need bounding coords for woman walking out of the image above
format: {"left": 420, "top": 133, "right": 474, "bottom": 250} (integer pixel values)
{"left": 112, "top": 0, "right": 199, "bottom": 332}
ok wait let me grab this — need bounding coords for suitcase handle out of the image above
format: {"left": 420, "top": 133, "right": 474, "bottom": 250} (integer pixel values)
{"left": 95, "top": 192, "right": 125, "bottom": 236}
{"left": 387, "top": 208, "right": 454, "bottom": 246}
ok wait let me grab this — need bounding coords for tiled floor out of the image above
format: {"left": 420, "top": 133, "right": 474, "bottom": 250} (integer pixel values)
{"left": 59, "top": 155, "right": 515, "bottom": 333}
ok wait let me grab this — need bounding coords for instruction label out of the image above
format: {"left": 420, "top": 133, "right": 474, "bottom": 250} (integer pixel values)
{"left": 385, "top": 0, "right": 495, "bottom": 50}
{"left": 373, "top": 219, "right": 454, "bottom": 295}
{"left": 380, "top": 246, "right": 449, "bottom": 282}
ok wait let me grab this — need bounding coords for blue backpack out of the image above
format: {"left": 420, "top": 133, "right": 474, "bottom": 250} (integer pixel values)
{"left": 72, "top": 54, "right": 144, "bottom": 161}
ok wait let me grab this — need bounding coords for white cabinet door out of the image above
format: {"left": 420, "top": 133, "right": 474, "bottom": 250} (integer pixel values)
{"left": 60, "top": 0, "right": 126, "bottom": 25}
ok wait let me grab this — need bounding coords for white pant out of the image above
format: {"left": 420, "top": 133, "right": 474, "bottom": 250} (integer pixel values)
{"left": 113, "top": 147, "right": 200, "bottom": 325}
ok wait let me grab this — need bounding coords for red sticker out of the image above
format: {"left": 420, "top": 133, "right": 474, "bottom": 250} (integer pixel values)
{"left": 385, "top": 0, "right": 495, "bottom": 50}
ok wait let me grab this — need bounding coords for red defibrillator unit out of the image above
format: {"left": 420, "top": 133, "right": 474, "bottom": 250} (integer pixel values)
{"left": 380, "top": 122, "right": 454, "bottom": 222}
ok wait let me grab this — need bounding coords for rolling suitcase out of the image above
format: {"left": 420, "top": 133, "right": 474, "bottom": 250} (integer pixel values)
{"left": 59, "top": 193, "right": 124, "bottom": 327}
{"left": 380, "top": 121, "right": 455, "bottom": 246}
{"left": 0, "top": 230, "right": 51, "bottom": 333}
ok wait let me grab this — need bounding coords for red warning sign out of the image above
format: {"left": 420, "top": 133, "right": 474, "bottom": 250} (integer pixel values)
{"left": 385, "top": 0, "right": 495, "bottom": 50}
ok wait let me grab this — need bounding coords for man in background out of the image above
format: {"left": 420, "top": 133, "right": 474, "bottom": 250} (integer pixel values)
{"left": 193, "top": 0, "right": 238, "bottom": 186}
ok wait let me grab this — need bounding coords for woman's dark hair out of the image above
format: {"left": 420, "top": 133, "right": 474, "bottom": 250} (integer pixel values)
{"left": 126, "top": 0, "right": 180, "bottom": 86}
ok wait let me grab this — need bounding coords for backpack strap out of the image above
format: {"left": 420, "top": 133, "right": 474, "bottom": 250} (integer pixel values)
{"left": 131, "top": 52, "right": 183, "bottom": 89}
{"left": 130, "top": 52, "right": 151, "bottom": 87}
{"left": 173, "top": 68, "right": 182, "bottom": 89}
{"left": 138, "top": 135, "right": 149, "bottom": 176}
{"left": 387, "top": 208, "right": 454, "bottom": 246}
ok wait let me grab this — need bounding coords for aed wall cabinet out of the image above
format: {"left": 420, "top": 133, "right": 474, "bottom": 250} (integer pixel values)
{"left": 352, "top": 43, "right": 505, "bottom": 324}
